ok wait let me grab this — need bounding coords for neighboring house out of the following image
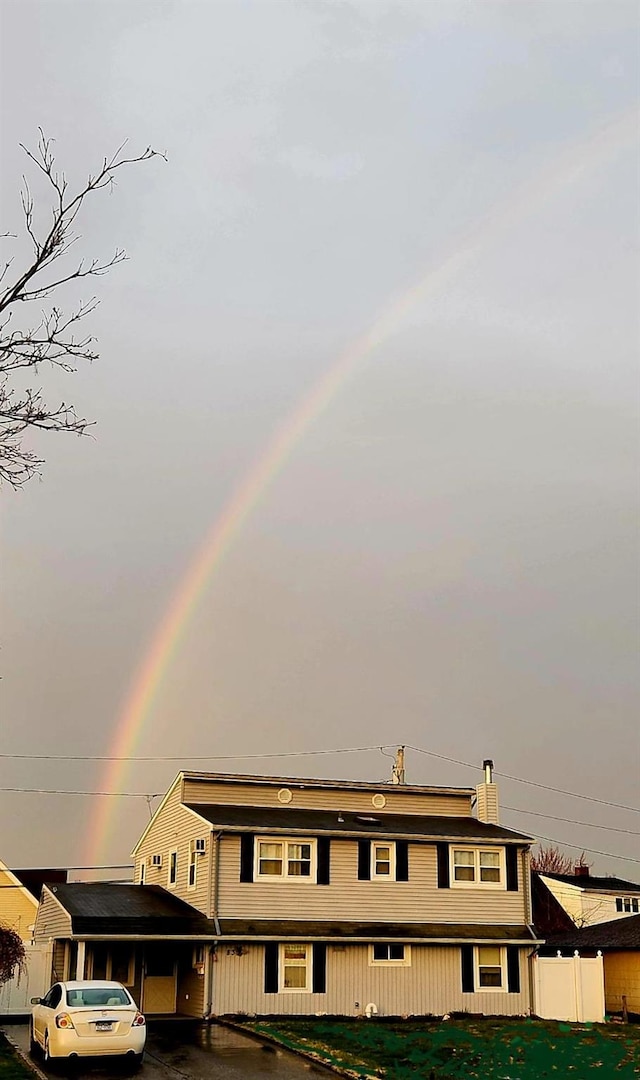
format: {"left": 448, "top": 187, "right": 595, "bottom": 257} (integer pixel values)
{"left": 539, "top": 867, "right": 640, "bottom": 927}
{"left": 34, "top": 764, "right": 541, "bottom": 1018}
{"left": 531, "top": 872, "right": 576, "bottom": 936}
{"left": 544, "top": 913, "right": 640, "bottom": 1019}
{"left": 0, "top": 859, "right": 67, "bottom": 942}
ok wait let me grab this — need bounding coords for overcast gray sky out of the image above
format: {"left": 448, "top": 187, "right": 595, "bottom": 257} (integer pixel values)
{"left": 1, "top": 0, "right": 638, "bottom": 878}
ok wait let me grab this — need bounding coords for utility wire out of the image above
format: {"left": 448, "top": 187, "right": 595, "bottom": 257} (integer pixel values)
{"left": 407, "top": 744, "right": 640, "bottom": 814}
{"left": 532, "top": 833, "right": 640, "bottom": 865}
{"left": 0, "top": 745, "right": 392, "bottom": 762}
{"left": 501, "top": 806, "right": 640, "bottom": 836}
{"left": 0, "top": 787, "right": 162, "bottom": 797}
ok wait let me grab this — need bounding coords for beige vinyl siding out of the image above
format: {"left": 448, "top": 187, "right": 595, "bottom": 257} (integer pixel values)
{"left": 52, "top": 941, "right": 67, "bottom": 982}
{"left": 182, "top": 778, "right": 472, "bottom": 817}
{"left": 0, "top": 869, "right": 38, "bottom": 940}
{"left": 218, "top": 836, "right": 527, "bottom": 924}
{"left": 177, "top": 962, "right": 206, "bottom": 1017}
{"left": 33, "top": 889, "right": 72, "bottom": 942}
{"left": 212, "top": 943, "right": 530, "bottom": 1016}
{"left": 603, "top": 953, "right": 640, "bottom": 1015}
{"left": 134, "top": 784, "right": 211, "bottom": 915}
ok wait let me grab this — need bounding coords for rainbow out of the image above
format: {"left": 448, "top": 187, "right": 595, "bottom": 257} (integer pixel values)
{"left": 86, "top": 108, "right": 637, "bottom": 865}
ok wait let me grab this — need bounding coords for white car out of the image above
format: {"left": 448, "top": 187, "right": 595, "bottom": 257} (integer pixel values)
{"left": 30, "top": 980, "right": 146, "bottom": 1068}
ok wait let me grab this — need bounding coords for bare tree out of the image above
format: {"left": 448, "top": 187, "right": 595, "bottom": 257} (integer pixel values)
{"left": 531, "top": 843, "right": 590, "bottom": 875}
{"left": 0, "top": 924, "right": 26, "bottom": 986}
{"left": 0, "top": 131, "right": 164, "bottom": 487}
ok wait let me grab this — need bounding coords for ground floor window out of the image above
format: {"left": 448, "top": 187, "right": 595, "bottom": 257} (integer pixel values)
{"left": 281, "top": 944, "right": 312, "bottom": 991}
{"left": 369, "top": 943, "right": 411, "bottom": 966}
{"left": 89, "top": 944, "right": 135, "bottom": 985}
{"left": 476, "top": 946, "right": 505, "bottom": 990}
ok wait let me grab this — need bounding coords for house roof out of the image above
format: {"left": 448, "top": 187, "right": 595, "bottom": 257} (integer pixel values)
{"left": 186, "top": 803, "right": 533, "bottom": 842}
{"left": 216, "top": 919, "right": 539, "bottom": 943}
{"left": 541, "top": 872, "right": 640, "bottom": 894}
{"left": 13, "top": 868, "right": 68, "bottom": 900}
{"left": 545, "top": 913, "right": 640, "bottom": 952}
{"left": 182, "top": 770, "right": 476, "bottom": 798}
{"left": 47, "top": 883, "right": 216, "bottom": 937}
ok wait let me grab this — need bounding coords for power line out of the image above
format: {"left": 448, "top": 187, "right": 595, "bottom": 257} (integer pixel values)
{"left": 531, "top": 833, "right": 640, "bottom": 865}
{"left": 407, "top": 744, "right": 640, "bottom": 814}
{"left": 0, "top": 744, "right": 392, "bottom": 762}
{"left": 502, "top": 806, "right": 640, "bottom": 836}
{"left": 0, "top": 787, "right": 162, "bottom": 797}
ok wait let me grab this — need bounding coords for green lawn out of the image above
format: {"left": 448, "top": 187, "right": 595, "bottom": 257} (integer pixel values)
{"left": 248, "top": 1017, "right": 640, "bottom": 1080}
{"left": 0, "top": 1033, "right": 33, "bottom": 1080}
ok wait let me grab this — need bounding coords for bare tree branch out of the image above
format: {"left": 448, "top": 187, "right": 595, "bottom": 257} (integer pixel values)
{"left": 0, "top": 132, "right": 165, "bottom": 486}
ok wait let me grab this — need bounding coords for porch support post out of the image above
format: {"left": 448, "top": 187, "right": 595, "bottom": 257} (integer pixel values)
{"left": 75, "top": 941, "right": 86, "bottom": 980}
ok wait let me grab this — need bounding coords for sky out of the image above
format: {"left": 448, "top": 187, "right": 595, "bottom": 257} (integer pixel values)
{"left": 0, "top": 0, "right": 638, "bottom": 880}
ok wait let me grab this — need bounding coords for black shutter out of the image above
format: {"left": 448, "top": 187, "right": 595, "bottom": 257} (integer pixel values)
{"left": 507, "top": 946, "right": 520, "bottom": 993}
{"left": 358, "top": 840, "right": 371, "bottom": 880}
{"left": 312, "top": 943, "right": 327, "bottom": 993}
{"left": 461, "top": 944, "right": 474, "bottom": 993}
{"left": 264, "top": 943, "right": 278, "bottom": 993}
{"left": 396, "top": 841, "right": 409, "bottom": 881}
{"left": 240, "top": 833, "right": 255, "bottom": 883}
{"left": 436, "top": 843, "right": 450, "bottom": 888}
{"left": 317, "top": 837, "right": 331, "bottom": 885}
{"left": 506, "top": 846, "right": 518, "bottom": 892}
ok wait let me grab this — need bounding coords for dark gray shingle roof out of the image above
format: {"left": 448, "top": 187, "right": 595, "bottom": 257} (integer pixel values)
{"left": 545, "top": 913, "right": 640, "bottom": 952}
{"left": 541, "top": 872, "right": 640, "bottom": 894}
{"left": 187, "top": 803, "right": 532, "bottom": 842}
{"left": 217, "top": 920, "right": 538, "bottom": 942}
{"left": 48, "top": 883, "right": 216, "bottom": 936}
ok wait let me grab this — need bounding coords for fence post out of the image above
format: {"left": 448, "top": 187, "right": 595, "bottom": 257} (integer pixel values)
{"left": 573, "top": 951, "right": 583, "bottom": 1023}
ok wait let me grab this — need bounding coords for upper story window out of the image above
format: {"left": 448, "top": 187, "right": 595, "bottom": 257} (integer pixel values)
{"left": 139, "top": 861, "right": 145, "bottom": 885}
{"left": 616, "top": 897, "right": 639, "bottom": 913}
{"left": 188, "top": 842, "right": 198, "bottom": 889}
{"left": 255, "top": 838, "right": 316, "bottom": 881}
{"left": 372, "top": 842, "right": 395, "bottom": 879}
{"left": 168, "top": 850, "right": 178, "bottom": 888}
{"left": 451, "top": 847, "right": 504, "bottom": 888}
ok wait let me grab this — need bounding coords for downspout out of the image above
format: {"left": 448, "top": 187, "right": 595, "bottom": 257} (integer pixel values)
{"left": 205, "top": 830, "right": 222, "bottom": 1019}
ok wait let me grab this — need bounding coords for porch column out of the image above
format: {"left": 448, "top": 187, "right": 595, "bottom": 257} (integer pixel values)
{"left": 75, "top": 941, "right": 86, "bottom": 980}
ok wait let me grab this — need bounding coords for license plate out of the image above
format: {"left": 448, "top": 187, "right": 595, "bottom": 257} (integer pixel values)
{"left": 95, "top": 1022, "right": 113, "bottom": 1031}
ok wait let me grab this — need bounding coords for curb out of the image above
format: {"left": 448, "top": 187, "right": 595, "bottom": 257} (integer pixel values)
{"left": 1, "top": 1027, "right": 47, "bottom": 1080}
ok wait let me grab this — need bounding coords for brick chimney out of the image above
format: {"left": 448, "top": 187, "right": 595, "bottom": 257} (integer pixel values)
{"left": 476, "top": 758, "right": 500, "bottom": 824}
{"left": 574, "top": 864, "right": 590, "bottom": 879}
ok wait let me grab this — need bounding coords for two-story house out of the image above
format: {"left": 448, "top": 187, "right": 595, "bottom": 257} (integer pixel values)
{"left": 34, "top": 763, "right": 541, "bottom": 1018}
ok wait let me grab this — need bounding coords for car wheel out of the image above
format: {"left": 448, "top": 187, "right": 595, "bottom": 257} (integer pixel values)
{"left": 123, "top": 1052, "right": 144, "bottom": 1074}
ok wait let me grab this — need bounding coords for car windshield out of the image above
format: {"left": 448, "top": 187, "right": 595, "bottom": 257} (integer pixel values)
{"left": 65, "top": 988, "right": 131, "bottom": 1007}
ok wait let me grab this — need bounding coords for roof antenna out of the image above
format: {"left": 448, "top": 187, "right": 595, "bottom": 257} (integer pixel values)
{"left": 391, "top": 746, "right": 406, "bottom": 785}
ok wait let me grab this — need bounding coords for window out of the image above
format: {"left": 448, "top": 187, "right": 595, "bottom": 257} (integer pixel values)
{"left": 372, "top": 842, "right": 395, "bottom": 879}
{"left": 188, "top": 843, "right": 197, "bottom": 889}
{"left": 369, "top": 943, "right": 411, "bottom": 966}
{"left": 89, "top": 945, "right": 134, "bottom": 986}
{"left": 476, "top": 946, "right": 505, "bottom": 990}
{"left": 256, "top": 838, "right": 315, "bottom": 881}
{"left": 168, "top": 850, "right": 178, "bottom": 887}
{"left": 280, "top": 944, "right": 311, "bottom": 991}
{"left": 139, "top": 861, "right": 145, "bottom": 885}
{"left": 634, "top": 899, "right": 639, "bottom": 913}
{"left": 616, "top": 896, "right": 639, "bottom": 913}
{"left": 451, "top": 848, "right": 504, "bottom": 888}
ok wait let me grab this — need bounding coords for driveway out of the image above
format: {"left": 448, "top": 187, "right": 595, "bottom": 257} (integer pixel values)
{"left": 2, "top": 1021, "right": 333, "bottom": 1080}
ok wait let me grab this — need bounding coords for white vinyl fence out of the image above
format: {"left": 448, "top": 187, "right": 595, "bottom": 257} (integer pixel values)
{"left": 0, "top": 943, "right": 53, "bottom": 1016}
{"left": 533, "top": 951, "right": 605, "bottom": 1023}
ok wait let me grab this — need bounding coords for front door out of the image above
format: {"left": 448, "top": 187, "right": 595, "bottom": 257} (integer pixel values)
{"left": 142, "top": 946, "right": 177, "bottom": 1014}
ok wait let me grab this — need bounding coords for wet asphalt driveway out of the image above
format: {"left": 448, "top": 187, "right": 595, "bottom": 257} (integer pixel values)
{"left": 2, "top": 1020, "right": 333, "bottom": 1080}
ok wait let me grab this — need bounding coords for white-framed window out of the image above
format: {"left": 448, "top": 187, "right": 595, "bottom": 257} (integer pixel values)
{"left": 371, "top": 842, "right": 396, "bottom": 879}
{"left": 192, "top": 945, "right": 205, "bottom": 972}
{"left": 188, "top": 842, "right": 197, "bottom": 889}
{"left": 451, "top": 847, "right": 504, "bottom": 888}
{"left": 280, "top": 943, "right": 312, "bottom": 991}
{"left": 369, "top": 943, "right": 411, "bottom": 966}
{"left": 139, "top": 861, "right": 145, "bottom": 885}
{"left": 475, "top": 946, "right": 506, "bottom": 991}
{"left": 168, "top": 849, "right": 178, "bottom": 888}
{"left": 616, "top": 897, "right": 639, "bottom": 913}
{"left": 255, "top": 837, "right": 316, "bottom": 881}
